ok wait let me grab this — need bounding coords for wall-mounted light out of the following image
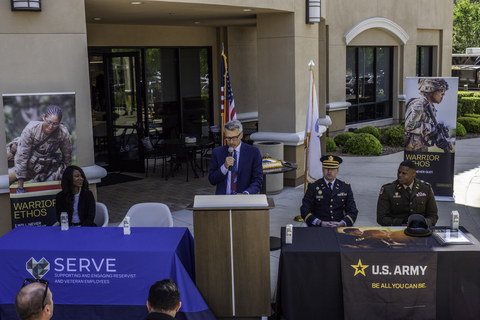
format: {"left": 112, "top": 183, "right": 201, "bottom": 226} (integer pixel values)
{"left": 11, "top": 0, "right": 41, "bottom": 11}
{"left": 306, "top": 0, "right": 321, "bottom": 24}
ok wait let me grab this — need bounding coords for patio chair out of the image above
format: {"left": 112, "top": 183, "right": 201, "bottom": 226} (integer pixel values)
{"left": 94, "top": 202, "right": 109, "bottom": 227}
{"left": 118, "top": 203, "right": 173, "bottom": 228}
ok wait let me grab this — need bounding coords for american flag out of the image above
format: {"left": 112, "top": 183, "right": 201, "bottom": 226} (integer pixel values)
{"left": 221, "top": 54, "right": 236, "bottom": 132}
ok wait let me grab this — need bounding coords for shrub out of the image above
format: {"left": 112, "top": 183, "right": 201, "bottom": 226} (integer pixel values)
{"left": 458, "top": 91, "right": 475, "bottom": 98}
{"left": 378, "top": 127, "right": 390, "bottom": 136}
{"left": 381, "top": 126, "right": 404, "bottom": 147}
{"left": 333, "top": 132, "right": 355, "bottom": 146}
{"left": 457, "top": 102, "right": 463, "bottom": 117}
{"left": 354, "top": 126, "right": 380, "bottom": 138}
{"left": 458, "top": 97, "right": 480, "bottom": 116}
{"left": 398, "top": 121, "right": 405, "bottom": 129}
{"left": 343, "top": 133, "right": 383, "bottom": 156}
{"left": 456, "top": 122, "right": 467, "bottom": 137}
{"left": 464, "top": 113, "right": 480, "bottom": 118}
{"left": 457, "top": 117, "right": 480, "bottom": 133}
{"left": 326, "top": 137, "right": 337, "bottom": 152}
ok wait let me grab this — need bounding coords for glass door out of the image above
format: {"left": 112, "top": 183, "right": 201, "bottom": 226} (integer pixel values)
{"left": 104, "top": 52, "right": 144, "bottom": 172}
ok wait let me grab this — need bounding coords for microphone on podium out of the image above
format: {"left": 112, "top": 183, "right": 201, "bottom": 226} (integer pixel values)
{"left": 228, "top": 147, "right": 234, "bottom": 171}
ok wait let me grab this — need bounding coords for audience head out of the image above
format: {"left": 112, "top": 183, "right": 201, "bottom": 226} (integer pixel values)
{"left": 15, "top": 279, "right": 53, "bottom": 320}
{"left": 147, "top": 279, "right": 181, "bottom": 317}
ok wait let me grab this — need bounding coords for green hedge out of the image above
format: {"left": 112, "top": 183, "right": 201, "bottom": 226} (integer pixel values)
{"left": 458, "top": 91, "right": 475, "bottom": 98}
{"left": 354, "top": 126, "right": 380, "bottom": 138}
{"left": 456, "top": 122, "right": 467, "bottom": 137}
{"left": 326, "top": 137, "right": 337, "bottom": 152}
{"left": 457, "top": 102, "right": 463, "bottom": 117}
{"left": 343, "top": 133, "right": 382, "bottom": 156}
{"left": 333, "top": 132, "right": 355, "bottom": 146}
{"left": 381, "top": 126, "right": 405, "bottom": 147}
{"left": 464, "top": 113, "right": 480, "bottom": 118}
{"left": 458, "top": 97, "right": 480, "bottom": 116}
{"left": 457, "top": 117, "right": 480, "bottom": 133}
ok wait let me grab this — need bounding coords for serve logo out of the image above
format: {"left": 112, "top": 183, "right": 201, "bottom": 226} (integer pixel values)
{"left": 26, "top": 257, "right": 50, "bottom": 279}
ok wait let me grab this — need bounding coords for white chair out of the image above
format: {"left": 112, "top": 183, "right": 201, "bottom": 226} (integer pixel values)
{"left": 94, "top": 202, "right": 109, "bottom": 227}
{"left": 51, "top": 202, "right": 108, "bottom": 227}
{"left": 118, "top": 203, "right": 173, "bottom": 228}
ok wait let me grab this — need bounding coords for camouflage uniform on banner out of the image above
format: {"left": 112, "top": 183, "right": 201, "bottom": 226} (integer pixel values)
{"left": 11, "top": 121, "right": 72, "bottom": 183}
{"left": 405, "top": 78, "right": 451, "bottom": 152}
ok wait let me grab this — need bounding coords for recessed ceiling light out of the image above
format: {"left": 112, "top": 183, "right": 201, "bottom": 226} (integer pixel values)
{"left": 93, "top": 17, "right": 103, "bottom": 21}
{"left": 194, "top": 21, "right": 201, "bottom": 24}
{"left": 130, "top": 1, "right": 144, "bottom": 4}
{"left": 243, "top": 8, "right": 254, "bottom": 12}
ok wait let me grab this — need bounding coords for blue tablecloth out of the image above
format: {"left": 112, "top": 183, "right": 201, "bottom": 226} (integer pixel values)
{"left": 0, "top": 227, "right": 215, "bottom": 320}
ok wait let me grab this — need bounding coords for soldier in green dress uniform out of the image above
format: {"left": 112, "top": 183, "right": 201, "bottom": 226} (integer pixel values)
{"left": 377, "top": 160, "right": 438, "bottom": 226}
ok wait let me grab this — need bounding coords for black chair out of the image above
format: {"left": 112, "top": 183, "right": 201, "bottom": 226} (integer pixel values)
{"left": 200, "top": 127, "right": 221, "bottom": 176}
{"left": 141, "top": 137, "right": 167, "bottom": 177}
{"left": 164, "top": 142, "right": 198, "bottom": 182}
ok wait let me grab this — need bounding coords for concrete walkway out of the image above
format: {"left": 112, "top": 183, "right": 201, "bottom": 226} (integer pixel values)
{"left": 98, "top": 137, "right": 480, "bottom": 309}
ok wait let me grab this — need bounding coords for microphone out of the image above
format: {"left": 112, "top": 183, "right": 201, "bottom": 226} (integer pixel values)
{"left": 228, "top": 147, "right": 234, "bottom": 171}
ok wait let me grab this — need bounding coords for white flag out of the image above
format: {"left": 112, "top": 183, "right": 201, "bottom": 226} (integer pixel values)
{"left": 304, "top": 68, "right": 322, "bottom": 186}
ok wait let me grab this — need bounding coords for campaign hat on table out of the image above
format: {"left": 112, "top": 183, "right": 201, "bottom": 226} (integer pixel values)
{"left": 320, "top": 155, "right": 343, "bottom": 169}
{"left": 404, "top": 214, "right": 432, "bottom": 237}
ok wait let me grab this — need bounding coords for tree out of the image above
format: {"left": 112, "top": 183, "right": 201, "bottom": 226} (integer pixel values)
{"left": 453, "top": 0, "right": 480, "bottom": 53}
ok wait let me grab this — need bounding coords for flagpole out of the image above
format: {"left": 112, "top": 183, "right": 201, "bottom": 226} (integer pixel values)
{"left": 221, "top": 50, "right": 226, "bottom": 145}
{"left": 304, "top": 60, "right": 316, "bottom": 194}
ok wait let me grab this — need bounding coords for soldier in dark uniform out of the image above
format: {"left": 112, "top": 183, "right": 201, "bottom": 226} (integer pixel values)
{"left": 301, "top": 155, "right": 358, "bottom": 227}
{"left": 377, "top": 160, "right": 438, "bottom": 226}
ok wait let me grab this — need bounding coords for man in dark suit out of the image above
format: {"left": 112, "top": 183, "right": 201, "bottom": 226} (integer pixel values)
{"left": 145, "top": 279, "right": 181, "bottom": 320}
{"left": 208, "top": 120, "right": 263, "bottom": 195}
{"left": 301, "top": 155, "right": 358, "bottom": 227}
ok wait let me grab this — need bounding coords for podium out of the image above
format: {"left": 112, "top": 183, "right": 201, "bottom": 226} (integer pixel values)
{"left": 188, "top": 195, "right": 274, "bottom": 317}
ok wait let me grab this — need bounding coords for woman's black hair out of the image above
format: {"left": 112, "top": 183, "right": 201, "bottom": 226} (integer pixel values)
{"left": 44, "top": 106, "right": 63, "bottom": 122}
{"left": 61, "top": 166, "right": 89, "bottom": 214}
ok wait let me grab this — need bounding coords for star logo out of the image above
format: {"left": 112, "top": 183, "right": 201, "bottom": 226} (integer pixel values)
{"left": 328, "top": 156, "right": 334, "bottom": 161}
{"left": 351, "top": 259, "right": 369, "bottom": 276}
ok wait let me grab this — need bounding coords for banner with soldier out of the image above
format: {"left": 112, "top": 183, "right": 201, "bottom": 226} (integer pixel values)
{"left": 3, "top": 93, "right": 76, "bottom": 228}
{"left": 404, "top": 78, "right": 458, "bottom": 200}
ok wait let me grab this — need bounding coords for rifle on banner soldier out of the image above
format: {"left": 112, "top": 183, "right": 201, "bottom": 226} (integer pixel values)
{"left": 424, "top": 103, "right": 453, "bottom": 154}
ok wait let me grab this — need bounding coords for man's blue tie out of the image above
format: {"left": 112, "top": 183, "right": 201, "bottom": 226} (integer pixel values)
{"left": 231, "top": 150, "right": 238, "bottom": 194}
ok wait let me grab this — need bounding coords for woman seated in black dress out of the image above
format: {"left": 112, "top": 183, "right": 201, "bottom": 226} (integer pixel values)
{"left": 56, "top": 166, "right": 96, "bottom": 226}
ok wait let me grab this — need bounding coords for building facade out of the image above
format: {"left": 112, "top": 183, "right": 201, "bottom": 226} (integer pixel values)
{"left": 0, "top": 0, "right": 452, "bottom": 236}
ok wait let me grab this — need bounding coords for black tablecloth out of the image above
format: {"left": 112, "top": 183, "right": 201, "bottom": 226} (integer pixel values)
{"left": 275, "top": 227, "right": 480, "bottom": 320}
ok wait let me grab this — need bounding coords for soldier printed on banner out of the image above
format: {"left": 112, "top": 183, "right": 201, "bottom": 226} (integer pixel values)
{"left": 7, "top": 106, "right": 73, "bottom": 194}
{"left": 404, "top": 78, "right": 453, "bottom": 153}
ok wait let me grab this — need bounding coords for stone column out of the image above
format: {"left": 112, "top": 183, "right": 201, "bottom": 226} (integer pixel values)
{"left": 256, "top": 2, "right": 323, "bottom": 187}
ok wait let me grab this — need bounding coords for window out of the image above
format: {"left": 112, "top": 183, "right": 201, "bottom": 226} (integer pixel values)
{"left": 416, "top": 46, "right": 433, "bottom": 77}
{"left": 346, "top": 47, "right": 393, "bottom": 124}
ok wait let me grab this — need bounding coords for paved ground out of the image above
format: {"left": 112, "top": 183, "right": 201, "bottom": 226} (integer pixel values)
{"left": 96, "top": 137, "right": 480, "bottom": 311}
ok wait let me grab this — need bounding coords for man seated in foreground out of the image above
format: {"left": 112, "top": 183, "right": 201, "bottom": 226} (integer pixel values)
{"left": 376, "top": 160, "right": 438, "bottom": 226}
{"left": 15, "top": 279, "right": 53, "bottom": 320}
{"left": 145, "top": 279, "right": 182, "bottom": 320}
